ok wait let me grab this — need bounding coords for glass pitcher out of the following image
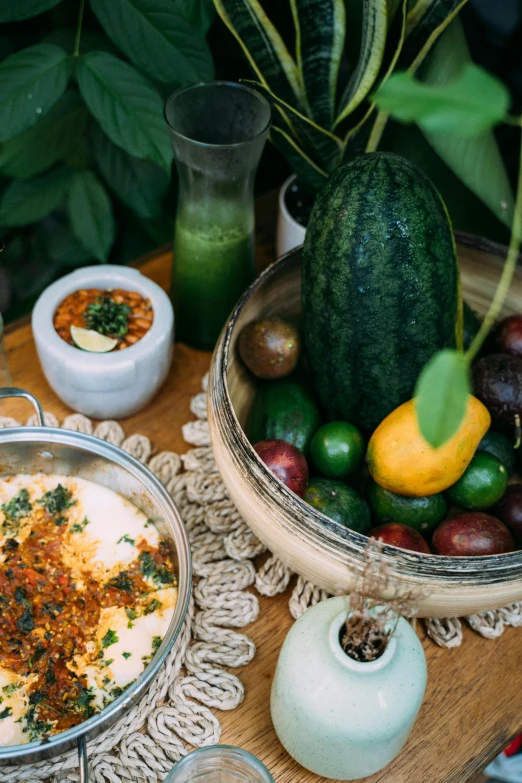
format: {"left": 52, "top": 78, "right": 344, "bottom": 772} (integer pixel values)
{"left": 163, "top": 745, "right": 275, "bottom": 783}
{"left": 165, "top": 82, "right": 271, "bottom": 350}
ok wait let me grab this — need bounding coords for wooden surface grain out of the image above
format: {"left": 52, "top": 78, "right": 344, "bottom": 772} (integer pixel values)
{"left": 1, "top": 196, "right": 513, "bottom": 783}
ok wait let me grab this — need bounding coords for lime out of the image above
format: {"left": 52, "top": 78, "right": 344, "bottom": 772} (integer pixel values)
{"left": 309, "top": 421, "right": 364, "bottom": 478}
{"left": 70, "top": 326, "right": 118, "bottom": 353}
{"left": 368, "top": 481, "right": 447, "bottom": 534}
{"left": 304, "top": 478, "right": 370, "bottom": 533}
{"left": 477, "top": 431, "right": 516, "bottom": 476}
{"left": 446, "top": 452, "right": 508, "bottom": 510}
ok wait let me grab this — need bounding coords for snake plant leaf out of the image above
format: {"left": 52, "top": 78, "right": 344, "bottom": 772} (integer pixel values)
{"left": 289, "top": 0, "right": 345, "bottom": 128}
{"left": 243, "top": 80, "right": 343, "bottom": 173}
{"left": 419, "top": 18, "right": 513, "bottom": 228}
{"left": 270, "top": 126, "right": 327, "bottom": 194}
{"left": 399, "top": 0, "right": 469, "bottom": 73}
{"left": 213, "top": 0, "right": 303, "bottom": 109}
{"left": 334, "top": 0, "right": 388, "bottom": 127}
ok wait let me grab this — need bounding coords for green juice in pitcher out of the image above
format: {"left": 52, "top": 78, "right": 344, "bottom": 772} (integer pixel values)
{"left": 172, "top": 213, "right": 255, "bottom": 350}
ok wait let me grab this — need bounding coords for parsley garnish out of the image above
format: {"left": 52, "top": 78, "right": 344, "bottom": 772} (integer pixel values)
{"left": 85, "top": 296, "right": 130, "bottom": 338}
{"left": 0, "top": 707, "right": 13, "bottom": 719}
{"left": 2, "top": 488, "right": 32, "bottom": 522}
{"left": 71, "top": 517, "right": 90, "bottom": 534}
{"left": 101, "top": 629, "right": 119, "bottom": 648}
{"left": 38, "top": 484, "right": 76, "bottom": 524}
{"left": 152, "top": 636, "right": 161, "bottom": 654}
{"left": 2, "top": 682, "right": 21, "bottom": 695}
{"left": 125, "top": 607, "right": 138, "bottom": 621}
{"left": 122, "top": 652, "right": 132, "bottom": 659}
{"left": 118, "top": 534, "right": 135, "bottom": 546}
{"left": 138, "top": 551, "right": 174, "bottom": 586}
{"left": 23, "top": 705, "right": 53, "bottom": 741}
{"left": 105, "top": 572, "right": 133, "bottom": 593}
{"left": 17, "top": 606, "right": 35, "bottom": 634}
{"left": 144, "top": 599, "right": 162, "bottom": 615}
{"left": 103, "top": 659, "right": 114, "bottom": 667}
{"left": 76, "top": 686, "right": 96, "bottom": 718}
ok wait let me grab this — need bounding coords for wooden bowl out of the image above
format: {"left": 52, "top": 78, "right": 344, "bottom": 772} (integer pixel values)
{"left": 208, "top": 238, "right": 522, "bottom": 618}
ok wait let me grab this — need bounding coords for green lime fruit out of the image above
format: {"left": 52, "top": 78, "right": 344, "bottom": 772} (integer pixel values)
{"left": 309, "top": 421, "right": 364, "bottom": 478}
{"left": 368, "top": 481, "right": 447, "bottom": 535}
{"left": 478, "top": 431, "right": 516, "bottom": 476}
{"left": 70, "top": 326, "right": 118, "bottom": 353}
{"left": 446, "top": 452, "right": 509, "bottom": 510}
{"left": 304, "top": 478, "right": 371, "bottom": 533}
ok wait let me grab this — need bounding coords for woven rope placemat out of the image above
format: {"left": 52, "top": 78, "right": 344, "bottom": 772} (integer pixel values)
{"left": 2, "top": 372, "right": 522, "bottom": 781}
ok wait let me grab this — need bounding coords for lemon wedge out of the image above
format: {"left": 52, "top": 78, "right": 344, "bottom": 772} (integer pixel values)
{"left": 70, "top": 326, "right": 118, "bottom": 353}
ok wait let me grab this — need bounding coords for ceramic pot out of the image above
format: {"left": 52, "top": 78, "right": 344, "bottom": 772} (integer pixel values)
{"left": 275, "top": 175, "right": 306, "bottom": 258}
{"left": 270, "top": 596, "right": 427, "bottom": 779}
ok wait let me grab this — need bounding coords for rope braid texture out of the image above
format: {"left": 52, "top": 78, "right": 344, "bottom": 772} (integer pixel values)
{"left": 2, "top": 371, "right": 522, "bottom": 780}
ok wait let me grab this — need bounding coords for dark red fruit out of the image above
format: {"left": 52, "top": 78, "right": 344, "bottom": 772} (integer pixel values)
{"left": 239, "top": 318, "right": 301, "bottom": 379}
{"left": 254, "top": 439, "right": 309, "bottom": 497}
{"left": 370, "top": 523, "right": 430, "bottom": 554}
{"left": 432, "top": 512, "right": 515, "bottom": 556}
{"left": 497, "top": 315, "right": 522, "bottom": 358}
{"left": 495, "top": 484, "right": 522, "bottom": 545}
{"left": 473, "top": 354, "right": 522, "bottom": 428}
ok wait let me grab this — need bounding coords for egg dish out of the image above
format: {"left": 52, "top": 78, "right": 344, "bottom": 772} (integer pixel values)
{"left": 0, "top": 473, "right": 177, "bottom": 747}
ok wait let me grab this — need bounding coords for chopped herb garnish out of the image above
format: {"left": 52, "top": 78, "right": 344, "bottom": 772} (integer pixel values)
{"left": 43, "top": 602, "right": 63, "bottom": 618}
{"left": 38, "top": 484, "right": 76, "bottom": 519}
{"left": 3, "top": 538, "right": 19, "bottom": 551}
{"left": 28, "top": 643, "right": 46, "bottom": 669}
{"left": 122, "top": 652, "right": 132, "bottom": 659}
{"left": 2, "top": 682, "right": 21, "bottom": 695}
{"left": 23, "top": 705, "right": 53, "bottom": 741}
{"left": 17, "top": 606, "right": 35, "bottom": 634}
{"left": 105, "top": 572, "right": 133, "bottom": 593}
{"left": 102, "top": 676, "right": 111, "bottom": 685}
{"left": 76, "top": 686, "right": 96, "bottom": 718}
{"left": 118, "top": 534, "right": 135, "bottom": 546}
{"left": 2, "top": 488, "right": 32, "bottom": 523}
{"left": 14, "top": 586, "right": 27, "bottom": 604}
{"left": 101, "top": 629, "right": 119, "bottom": 648}
{"left": 103, "top": 658, "right": 114, "bottom": 667}
{"left": 45, "top": 665, "right": 56, "bottom": 686}
{"left": 71, "top": 517, "right": 90, "bottom": 534}
{"left": 139, "top": 551, "right": 174, "bottom": 586}
{"left": 144, "top": 599, "right": 162, "bottom": 615}
{"left": 152, "top": 636, "right": 161, "bottom": 654}
{"left": 85, "top": 296, "right": 130, "bottom": 338}
{"left": 0, "top": 707, "right": 13, "bottom": 720}
{"left": 125, "top": 607, "right": 138, "bottom": 621}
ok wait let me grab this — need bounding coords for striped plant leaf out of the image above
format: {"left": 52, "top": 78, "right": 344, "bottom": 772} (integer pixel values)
{"left": 289, "top": 0, "right": 345, "bottom": 128}
{"left": 334, "top": 0, "right": 388, "bottom": 127}
{"left": 420, "top": 18, "right": 513, "bottom": 227}
{"left": 243, "top": 79, "right": 343, "bottom": 173}
{"left": 399, "top": 0, "right": 469, "bottom": 73}
{"left": 213, "top": 0, "right": 303, "bottom": 109}
{"left": 270, "top": 126, "right": 327, "bottom": 194}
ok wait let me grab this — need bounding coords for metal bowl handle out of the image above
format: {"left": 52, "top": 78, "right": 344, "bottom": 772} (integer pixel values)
{"left": 0, "top": 387, "right": 44, "bottom": 426}
{"left": 78, "top": 735, "right": 89, "bottom": 783}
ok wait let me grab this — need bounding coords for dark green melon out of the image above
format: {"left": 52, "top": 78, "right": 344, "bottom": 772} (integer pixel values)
{"left": 302, "top": 152, "right": 462, "bottom": 432}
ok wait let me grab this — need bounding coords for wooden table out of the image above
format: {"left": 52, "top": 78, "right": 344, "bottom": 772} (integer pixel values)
{"left": 3, "top": 198, "right": 520, "bottom": 783}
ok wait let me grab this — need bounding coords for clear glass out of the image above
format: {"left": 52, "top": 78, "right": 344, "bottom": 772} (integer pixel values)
{"left": 165, "top": 81, "right": 271, "bottom": 350}
{"left": 163, "top": 745, "right": 275, "bottom": 783}
{"left": 0, "top": 313, "right": 12, "bottom": 387}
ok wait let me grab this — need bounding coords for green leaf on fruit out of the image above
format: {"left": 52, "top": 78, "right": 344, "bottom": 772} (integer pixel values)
{"left": 0, "top": 44, "right": 71, "bottom": 142}
{"left": 414, "top": 349, "right": 471, "bottom": 449}
{"left": 76, "top": 52, "right": 172, "bottom": 172}
{"left": 374, "top": 64, "right": 510, "bottom": 138}
{"left": 68, "top": 171, "right": 115, "bottom": 263}
{"left": 90, "top": 0, "right": 214, "bottom": 85}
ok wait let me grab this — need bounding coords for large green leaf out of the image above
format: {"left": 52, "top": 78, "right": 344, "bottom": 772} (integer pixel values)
{"left": 0, "top": 44, "right": 71, "bottom": 142}
{"left": 420, "top": 18, "right": 513, "bottom": 228}
{"left": 335, "top": 0, "right": 388, "bottom": 126}
{"left": 90, "top": 0, "right": 214, "bottom": 85}
{"left": 374, "top": 66, "right": 509, "bottom": 137}
{"left": 243, "top": 80, "right": 342, "bottom": 172}
{"left": 92, "top": 125, "right": 169, "bottom": 220}
{"left": 415, "top": 349, "right": 470, "bottom": 448}
{"left": 76, "top": 52, "right": 172, "bottom": 172}
{"left": 46, "top": 223, "right": 93, "bottom": 267}
{"left": 0, "top": 166, "right": 71, "bottom": 226}
{"left": 0, "top": 0, "right": 62, "bottom": 22}
{"left": 0, "top": 92, "right": 88, "bottom": 179}
{"left": 289, "top": 0, "right": 345, "bottom": 128}
{"left": 175, "top": 0, "right": 216, "bottom": 32}
{"left": 270, "top": 126, "right": 327, "bottom": 194}
{"left": 68, "top": 170, "right": 115, "bottom": 262}
{"left": 214, "top": 0, "right": 303, "bottom": 109}
{"left": 399, "top": 0, "right": 469, "bottom": 73}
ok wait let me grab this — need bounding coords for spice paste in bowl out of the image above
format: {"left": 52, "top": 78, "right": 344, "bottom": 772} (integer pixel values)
{"left": 53, "top": 289, "right": 154, "bottom": 350}
{"left": 0, "top": 474, "right": 177, "bottom": 747}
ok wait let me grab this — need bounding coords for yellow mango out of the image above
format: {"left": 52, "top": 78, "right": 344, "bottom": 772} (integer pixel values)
{"left": 366, "top": 396, "right": 491, "bottom": 497}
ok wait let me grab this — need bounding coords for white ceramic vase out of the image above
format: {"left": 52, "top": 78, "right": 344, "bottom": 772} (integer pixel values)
{"left": 275, "top": 175, "right": 306, "bottom": 258}
{"left": 270, "top": 596, "right": 427, "bottom": 780}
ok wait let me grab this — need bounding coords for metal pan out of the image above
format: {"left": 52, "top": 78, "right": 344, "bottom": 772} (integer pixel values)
{"left": 0, "top": 388, "right": 192, "bottom": 782}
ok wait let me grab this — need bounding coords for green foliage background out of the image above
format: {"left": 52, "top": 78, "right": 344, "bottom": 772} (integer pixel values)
{"left": 0, "top": 0, "right": 216, "bottom": 319}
